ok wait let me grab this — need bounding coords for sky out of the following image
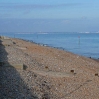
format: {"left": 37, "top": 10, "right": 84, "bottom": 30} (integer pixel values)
{"left": 0, "top": 0, "right": 99, "bottom": 32}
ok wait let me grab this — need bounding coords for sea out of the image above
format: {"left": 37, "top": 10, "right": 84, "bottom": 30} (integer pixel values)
{"left": 0, "top": 32, "right": 99, "bottom": 59}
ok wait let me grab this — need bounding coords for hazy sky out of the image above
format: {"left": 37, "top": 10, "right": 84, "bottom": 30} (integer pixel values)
{"left": 0, "top": 0, "right": 99, "bottom": 32}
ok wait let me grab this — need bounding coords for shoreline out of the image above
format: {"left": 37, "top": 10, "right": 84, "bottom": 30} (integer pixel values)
{"left": 1, "top": 34, "right": 99, "bottom": 59}
{"left": 18, "top": 37, "right": 99, "bottom": 61}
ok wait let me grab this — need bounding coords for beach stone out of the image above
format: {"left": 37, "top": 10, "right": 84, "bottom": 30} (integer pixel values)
{"left": 95, "top": 73, "right": 98, "bottom": 76}
{"left": 13, "top": 42, "right": 16, "bottom": 44}
{"left": 70, "top": 70, "right": 74, "bottom": 73}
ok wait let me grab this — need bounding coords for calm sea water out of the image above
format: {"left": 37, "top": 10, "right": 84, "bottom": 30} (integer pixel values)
{"left": 1, "top": 32, "right": 99, "bottom": 59}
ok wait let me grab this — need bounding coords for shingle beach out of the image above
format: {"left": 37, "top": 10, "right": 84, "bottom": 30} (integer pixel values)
{"left": 0, "top": 36, "right": 99, "bottom": 99}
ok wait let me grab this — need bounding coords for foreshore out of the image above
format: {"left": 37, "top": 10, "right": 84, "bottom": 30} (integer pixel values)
{"left": 0, "top": 36, "right": 99, "bottom": 99}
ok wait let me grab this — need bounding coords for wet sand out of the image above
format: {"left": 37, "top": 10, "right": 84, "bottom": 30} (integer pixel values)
{"left": 0, "top": 36, "right": 99, "bottom": 99}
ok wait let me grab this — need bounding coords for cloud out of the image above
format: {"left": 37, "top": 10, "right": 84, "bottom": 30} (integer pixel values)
{"left": 0, "top": 13, "right": 11, "bottom": 18}
{"left": 0, "top": 3, "right": 81, "bottom": 10}
{"left": 23, "top": 10, "right": 31, "bottom": 15}
{"left": 61, "top": 20, "right": 70, "bottom": 24}
{"left": 81, "top": 16, "right": 88, "bottom": 20}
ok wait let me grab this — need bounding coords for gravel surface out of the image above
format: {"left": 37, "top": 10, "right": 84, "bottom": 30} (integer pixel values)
{"left": 0, "top": 37, "right": 99, "bottom": 99}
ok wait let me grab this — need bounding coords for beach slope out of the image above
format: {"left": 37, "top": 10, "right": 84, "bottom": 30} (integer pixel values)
{"left": 0, "top": 36, "right": 99, "bottom": 99}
